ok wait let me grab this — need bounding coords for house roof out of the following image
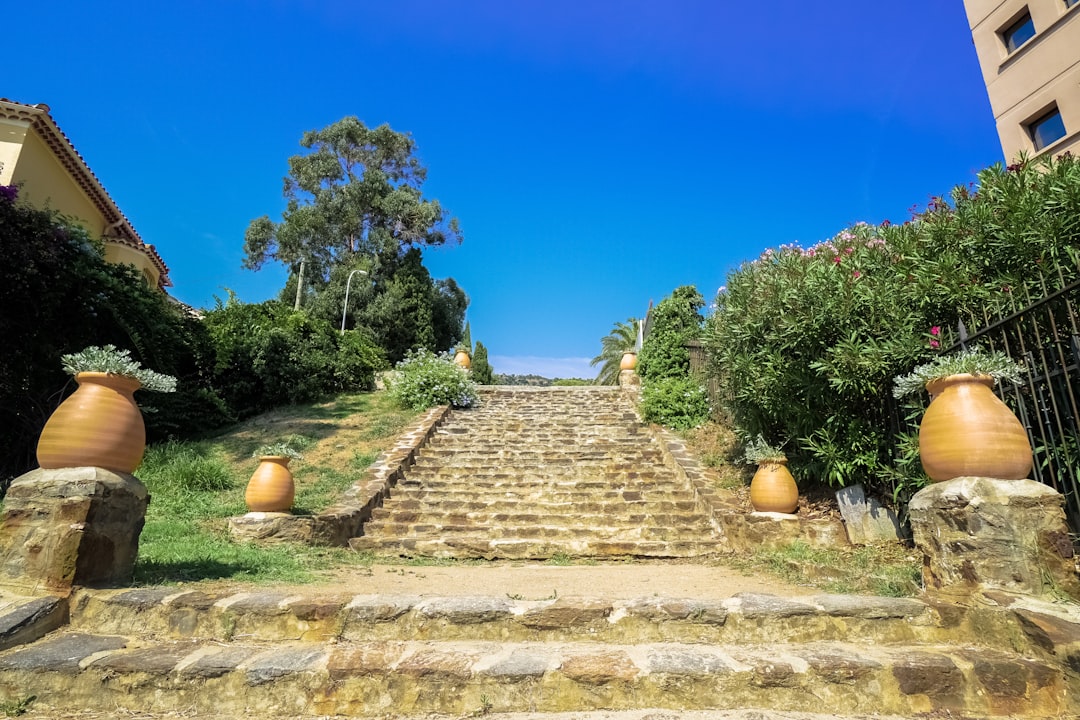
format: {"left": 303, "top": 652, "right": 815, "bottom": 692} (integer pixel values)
{"left": 0, "top": 98, "right": 171, "bottom": 288}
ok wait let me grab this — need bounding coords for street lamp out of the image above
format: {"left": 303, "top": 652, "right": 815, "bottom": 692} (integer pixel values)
{"left": 341, "top": 269, "right": 368, "bottom": 334}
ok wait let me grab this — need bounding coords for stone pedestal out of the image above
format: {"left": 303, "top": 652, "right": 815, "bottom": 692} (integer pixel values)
{"left": 618, "top": 370, "right": 640, "bottom": 389}
{"left": 0, "top": 467, "right": 149, "bottom": 595}
{"left": 228, "top": 512, "right": 314, "bottom": 544}
{"left": 909, "top": 476, "right": 1079, "bottom": 601}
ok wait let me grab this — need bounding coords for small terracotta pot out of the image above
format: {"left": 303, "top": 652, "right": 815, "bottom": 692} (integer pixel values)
{"left": 620, "top": 352, "right": 638, "bottom": 371}
{"left": 749, "top": 460, "right": 799, "bottom": 513}
{"left": 919, "top": 374, "right": 1032, "bottom": 482}
{"left": 454, "top": 350, "right": 472, "bottom": 369}
{"left": 37, "top": 372, "right": 146, "bottom": 473}
{"left": 245, "top": 456, "right": 295, "bottom": 512}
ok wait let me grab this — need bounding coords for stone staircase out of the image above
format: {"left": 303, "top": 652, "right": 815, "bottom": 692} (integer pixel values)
{"left": 0, "top": 584, "right": 1075, "bottom": 717}
{"left": 350, "top": 387, "right": 722, "bottom": 560}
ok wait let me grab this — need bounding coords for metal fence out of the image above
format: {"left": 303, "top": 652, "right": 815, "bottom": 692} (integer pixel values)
{"left": 905, "top": 276, "right": 1080, "bottom": 532}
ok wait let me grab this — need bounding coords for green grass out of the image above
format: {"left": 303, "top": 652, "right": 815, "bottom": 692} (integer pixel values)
{"left": 132, "top": 390, "right": 418, "bottom": 585}
{"left": 731, "top": 540, "right": 922, "bottom": 597}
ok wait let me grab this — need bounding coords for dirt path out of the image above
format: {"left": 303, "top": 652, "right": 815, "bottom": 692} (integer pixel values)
{"left": 182, "top": 560, "right": 810, "bottom": 600}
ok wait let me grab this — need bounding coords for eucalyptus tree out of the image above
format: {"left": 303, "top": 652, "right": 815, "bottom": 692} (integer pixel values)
{"left": 590, "top": 318, "right": 640, "bottom": 385}
{"left": 243, "top": 116, "right": 462, "bottom": 286}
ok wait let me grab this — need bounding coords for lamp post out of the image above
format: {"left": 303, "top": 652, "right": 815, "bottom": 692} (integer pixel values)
{"left": 341, "top": 269, "right": 368, "bottom": 334}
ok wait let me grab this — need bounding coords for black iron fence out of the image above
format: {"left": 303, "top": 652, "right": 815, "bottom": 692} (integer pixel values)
{"left": 897, "top": 276, "right": 1080, "bottom": 532}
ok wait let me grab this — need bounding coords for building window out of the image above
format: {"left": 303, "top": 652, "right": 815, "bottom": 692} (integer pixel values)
{"left": 1028, "top": 107, "right": 1067, "bottom": 150}
{"left": 1000, "top": 11, "right": 1036, "bottom": 53}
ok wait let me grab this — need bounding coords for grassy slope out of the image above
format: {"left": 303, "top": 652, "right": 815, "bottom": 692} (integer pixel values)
{"left": 134, "top": 391, "right": 416, "bottom": 585}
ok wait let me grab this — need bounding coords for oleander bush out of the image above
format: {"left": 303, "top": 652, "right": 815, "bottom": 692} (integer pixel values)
{"left": 705, "top": 153, "right": 1080, "bottom": 504}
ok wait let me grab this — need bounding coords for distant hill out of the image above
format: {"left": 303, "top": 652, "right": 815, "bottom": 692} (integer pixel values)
{"left": 494, "top": 373, "right": 552, "bottom": 386}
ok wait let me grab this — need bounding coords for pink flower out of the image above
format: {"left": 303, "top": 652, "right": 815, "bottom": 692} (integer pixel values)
{"left": 833, "top": 256, "right": 842, "bottom": 265}
{"left": 930, "top": 339, "right": 940, "bottom": 349}
{"left": 930, "top": 326, "right": 940, "bottom": 336}
{"left": 852, "top": 270, "right": 861, "bottom": 278}
{"left": 845, "top": 247, "right": 854, "bottom": 255}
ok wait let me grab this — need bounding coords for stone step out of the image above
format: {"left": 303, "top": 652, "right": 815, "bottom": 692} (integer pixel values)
{"left": 358, "top": 520, "right": 713, "bottom": 543}
{"left": 68, "top": 590, "right": 949, "bottom": 647}
{"left": 396, "top": 475, "right": 681, "bottom": 490}
{"left": 368, "top": 508, "right": 711, "bottom": 528}
{"left": 347, "top": 536, "right": 723, "bottom": 559}
{"left": 387, "top": 487, "right": 693, "bottom": 504}
{"left": 0, "top": 631, "right": 1064, "bottom": 717}
{"left": 410, "top": 452, "right": 666, "bottom": 467}
{"left": 381, "top": 497, "right": 705, "bottom": 514}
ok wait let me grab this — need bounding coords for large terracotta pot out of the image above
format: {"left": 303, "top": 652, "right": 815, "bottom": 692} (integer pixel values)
{"left": 919, "top": 374, "right": 1033, "bottom": 482}
{"left": 245, "top": 456, "right": 295, "bottom": 512}
{"left": 454, "top": 350, "right": 472, "bottom": 370}
{"left": 36, "top": 372, "right": 145, "bottom": 473}
{"left": 620, "top": 352, "right": 638, "bottom": 371}
{"left": 749, "top": 460, "right": 799, "bottom": 513}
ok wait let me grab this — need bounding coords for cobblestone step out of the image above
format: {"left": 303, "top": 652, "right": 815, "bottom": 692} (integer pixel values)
{"left": 395, "top": 475, "right": 681, "bottom": 490}
{"left": 349, "top": 536, "right": 724, "bottom": 559}
{"left": 0, "top": 631, "right": 1064, "bottom": 717}
{"left": 381, "top": 498, "right": 704, "bottom": 514}
{"left": 387, "top": 487, "right": 693, "bottom": 504}
{"left": 358, "top": 520, "right": 713, "bottom": 543}
{"left": 353, "top": 387, "right": 715, "bottom": 560}
{"left": 367, "top": 509, "right": 711, "bottom": 528}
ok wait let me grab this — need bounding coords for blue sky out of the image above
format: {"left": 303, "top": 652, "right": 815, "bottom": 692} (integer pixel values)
{"left": 6, "top": 1, "right": 1003, "bottom": 378}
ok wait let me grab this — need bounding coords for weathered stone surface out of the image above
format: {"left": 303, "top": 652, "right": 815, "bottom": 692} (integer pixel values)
{"left": 626, "top": 598, "right": 727, "bottom": 625}
{"left": 327, "top": 641, "right": 408, "bottom": 679}
{"left": 718, "top": 512, "right": 849, "bottom": 553}
{"left": 345, "top": 594, "right": 418, "bottom": 623}
{"left": 109, "top": 587, "right": 176, "bottom": 607}
{"left": 227, "top": 513, "right": 314, "bottom": 544}
{"left": 0, "top": 596, "right": 68, "bottom": 651}
{"left": 244, "top": 647, "right": 326, "bottom": 685}
{"left": 0, "top": 467, "right": 148, "bottom": 594}
{"left": 910, "top": 477, "right": 1080, "bottom": 600}
{"left": 733, "top": 593, "right": 817, "bottom": 619}
{"left": 178, "top": 646, "right": 259, "bottom": 678}
{"left": 804, "top": 650, "right": 881, "bottom": 684}
{"left": 647, "top": 647, "right": 730, "bottom": 676}
{"left": 520, "top": 597, "right": 612, "bottom": 629}
{"left": 482, "top": 648, "right": 553, "bottom": 678}
{"left": 811, "top": 594, "right": 926, "bottom": 620}
{"left": 835, "top": 484, "right": 903, "bottom": 544}
{"left": 417, "top": 596, "right": 512, "bottom": 624}
{"left": 0, "top": 632, "right": 125, "bottom": 673}
{"left": 891, "top": 652, "right": 963, "bottom": 699}
{"left": 560, "top": 650, "right": 639, "bottom": 683}
{"left": 92, "top": 642, "right": 197, "bottom": 674}
{"left": 396, "top": 648, "right": 476, "bottom": 679}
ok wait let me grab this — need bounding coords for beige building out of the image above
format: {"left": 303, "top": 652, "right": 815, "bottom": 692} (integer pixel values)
{"left": 0, "top": 99, "right": 170, "bottom": 290}
{"left": 963, "top": 0, "right": 1080, "bottom": 161}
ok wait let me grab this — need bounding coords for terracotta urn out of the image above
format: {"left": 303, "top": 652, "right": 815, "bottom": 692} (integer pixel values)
{"left": 620, "top": 351, "right": 638, "bottom": 371}
{"left": 454, "top": 350, "right": 472, "bottom": 369}
{"left": 919, "top": 374, "right": 1032, "bottom": 482}
{"left": 245, "top": 456, "right": 295, "bottom": 512}
{"left": 749, "top": 460, "right": 799, "bottom": 514}
{"left": 36, "top": 372, "right": 146, "bottom": 473}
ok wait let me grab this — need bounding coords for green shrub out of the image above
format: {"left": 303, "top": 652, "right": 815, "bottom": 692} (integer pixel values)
{"left": 640, "top": 376, "right": 709, "bottom": 429}
{"left": 388, "top": 349, "right": 478, "bottom": 410}
{"left": 638, "top": 286, "right": 704, "bottom": 383}
{"left": 705, "top": 153, "right": 1080, "bottom": 504}
{"left": 203, "top": 296, "right": 384, "bottom": 418}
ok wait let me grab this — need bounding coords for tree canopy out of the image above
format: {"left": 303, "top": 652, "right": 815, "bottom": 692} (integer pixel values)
{"left": 243, "top": 117, "right": 462, "bottom": 282}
